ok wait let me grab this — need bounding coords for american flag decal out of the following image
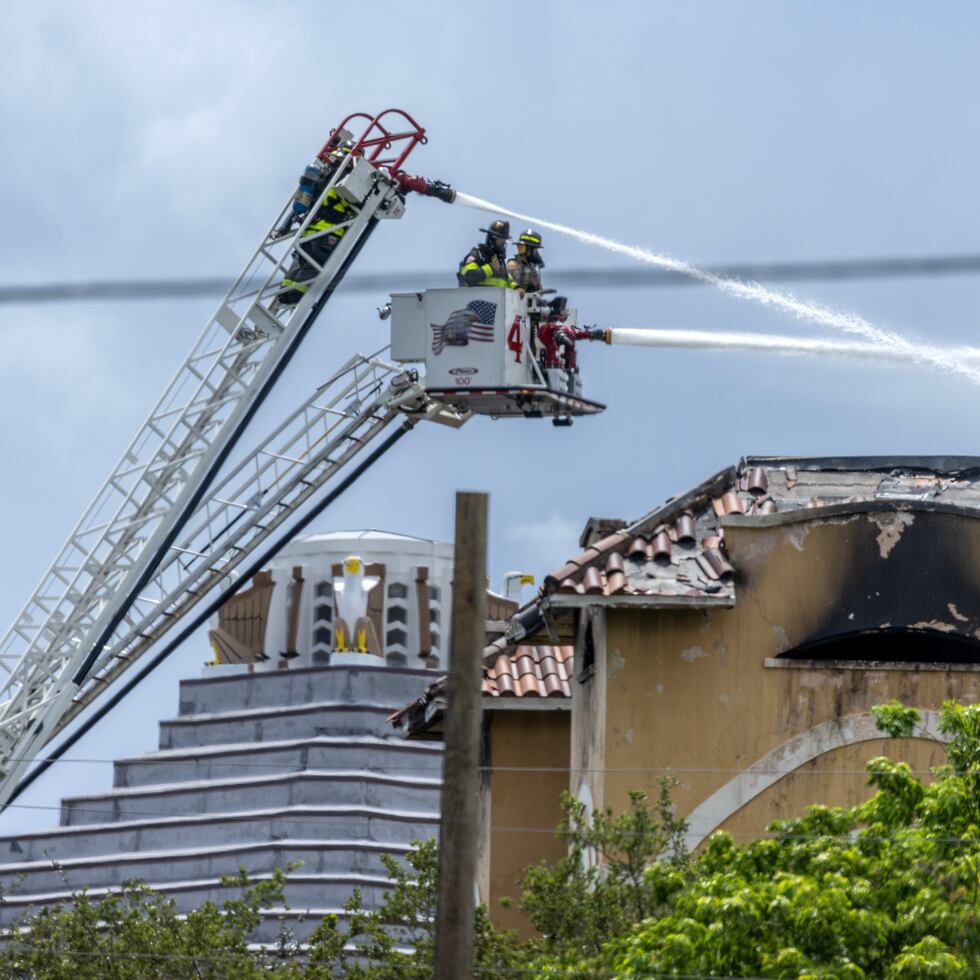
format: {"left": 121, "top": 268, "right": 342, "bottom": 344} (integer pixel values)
{"left": 431, "top": 300, "right": 497, "bottom": 355}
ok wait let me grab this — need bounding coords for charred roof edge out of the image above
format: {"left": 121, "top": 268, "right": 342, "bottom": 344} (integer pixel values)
{"left": 721, "top": 498, "right": 980, "bottom": 529}
{"left": 628, "top": 465, "right": 738, "bottom": 537}
{"left": 547, "top": 593, "right": 735, "bottom": 609}
{"left": 741, "top": 455, "right": 980, "bottom": 477}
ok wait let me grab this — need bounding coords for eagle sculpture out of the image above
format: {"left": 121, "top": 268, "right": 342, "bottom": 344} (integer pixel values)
{"left": 333, "top": 555, "right": 380, "bottom": 654}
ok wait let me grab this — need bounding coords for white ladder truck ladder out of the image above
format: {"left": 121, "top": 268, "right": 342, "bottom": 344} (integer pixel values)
{"left": 7, "top": 355, "right": 468, "bottom": 808}
{"left": 0, "top": 109, "right": 442, "bottom": 810}
{"left": 56, "top": 355, "right": 466, "bottom": 742}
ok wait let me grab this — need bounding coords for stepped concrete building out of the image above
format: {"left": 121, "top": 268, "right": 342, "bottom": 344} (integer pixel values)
{"left": 0, "top": 530, "right": 480, "bottom": 942}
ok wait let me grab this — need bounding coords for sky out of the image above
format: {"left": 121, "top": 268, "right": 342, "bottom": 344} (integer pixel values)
{"left": 2, "top": 0, "right": 980, "bottom": 833}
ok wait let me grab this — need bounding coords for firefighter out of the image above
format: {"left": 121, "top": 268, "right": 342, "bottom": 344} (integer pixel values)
{"left": 457, "top": 220, "right": 517, "bottom": 288}
{"left": 277, "top": 145, "right": 355, "bottom": 307}
{"left": 507, "top": 229, "right": 545, "bottom": 292}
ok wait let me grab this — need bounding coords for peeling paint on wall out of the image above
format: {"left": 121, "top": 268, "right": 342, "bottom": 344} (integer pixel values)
{"left": 909, "top": 620, "right": 958, "bottom": 634}
{"left": 869, "top": 511, "right": 915, "bottom": 559}
{"left": 680, "top": 645, "right": 709, "bottom": 662}
{"left": 948, "top": 603, "right": 969, "bottom": 623}
{"left": 772, "top": 625, "right": 790, "bottom": 651}
{"left": 798, "top": 671, "right": 826, "bottom": 690}
{"left": 786, "top": 524, "right": 810, "bottom": 552}
{"left": 608, "top": 648, "right": 625, "bottom": 678}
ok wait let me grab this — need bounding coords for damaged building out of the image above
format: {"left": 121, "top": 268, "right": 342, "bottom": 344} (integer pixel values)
{"left": 394, "top": 455, "right": 980, "bottom": 927}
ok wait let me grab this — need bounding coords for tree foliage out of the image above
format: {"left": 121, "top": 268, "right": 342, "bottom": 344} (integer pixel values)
{"left": 8, "top": 699, "right": 980, "bottom": 978}
{"left": 516, "top": 779, "right": 688, "bottom": 961}
{"left": 302, "top": 837, "right": 521, "bottom": 979}
{"left": 574, "top": 699, "right": 980, "bottom": 978}
{"left": 0, "top": 867, "right": 293, "bottom": 979}
{"left": 0, "top": 840, "right": 520, "bottom": 979}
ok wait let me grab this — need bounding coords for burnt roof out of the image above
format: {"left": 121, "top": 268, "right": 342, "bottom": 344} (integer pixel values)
{"left": 743, "top": 455, "right": 980, "bottom": 475}
{"left": 392, "top": 455, "right": 980, "bottom": 733}
{"left": 527, "top": 455, "right": 980, "bottom": 611}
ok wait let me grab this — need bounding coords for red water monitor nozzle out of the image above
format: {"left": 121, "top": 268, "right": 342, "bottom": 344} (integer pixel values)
{"left": 393, "top": 172, "right": 456, "bottom": 204}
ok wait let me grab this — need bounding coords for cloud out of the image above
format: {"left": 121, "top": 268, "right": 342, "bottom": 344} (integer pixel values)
{"left": 0, "top": 307, "right": 146, "bottom": 466}
{"left": 503, "top": 511, "right": 582, "bottom": 581}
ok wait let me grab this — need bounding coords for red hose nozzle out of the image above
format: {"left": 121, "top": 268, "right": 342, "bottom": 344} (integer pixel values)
{"left": 393, "top": 172, "right": 456, "bottom": 203}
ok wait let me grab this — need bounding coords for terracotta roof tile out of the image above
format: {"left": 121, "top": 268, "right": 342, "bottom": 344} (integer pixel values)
{"left": 548, "top": 561, "right": 582, "bottom": 585}
{"left": 698, "top": 548, "right": 736, "bottom": 582}
{"left": 674, "top": 512, "right": 697, "bottom": 545}
{"left": 544, "top": 532, "right": 627, "bottom": 590}
{"left": 543, "top": 672, "right": 565, "bottom": 697}
{"left": 582, "top": 566, "right": 605, "bottom": 594}
{"left": 628, "top": 536, "right": 652, "bottom": 561}
{"left": 539, "top": 456, "right": 980, "bottom": 611}
{"left": 746, "top": 466, "right": 769, "bottom": 495}
{"left": 651, "top": 530, "right": 672, "bottom": 562}
{"left": 390, "top": 642, "right": 576, "bottom": 737}
{"left": 712, "top": 490, "right": 746, "bottom": 516}
{"left": 590, "top": 531, "right": 630, "bottom": 555}
{"left": 493, "top": 670, "right": 516, "bottom": 696}
{"left": 721, "top": 490, "right": 745, "bottom": 514}
{"left": 486, "top": 645, "right": 574, "bottom": 699}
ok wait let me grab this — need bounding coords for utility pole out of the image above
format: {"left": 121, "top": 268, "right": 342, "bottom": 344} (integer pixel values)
{"left": 434, "top": 491, "right": 488, "bottom": 980}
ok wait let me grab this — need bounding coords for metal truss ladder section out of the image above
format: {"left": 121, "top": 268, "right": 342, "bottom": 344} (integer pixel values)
{"left": 0, "top": 152, "right": 406, "bottom": 798}
{"left": 58, "top": 355, "right": 463, "bottom": 739}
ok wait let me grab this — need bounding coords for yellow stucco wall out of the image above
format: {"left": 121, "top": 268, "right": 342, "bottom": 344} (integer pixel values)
{"left": 595, "top": 511, "right": 980, "bottom": 840}
{"left": 488, "top": 709, "right": 570, "bottom": 936}
{"left": 717, "top": 736, "right": 946, "bottom": 842}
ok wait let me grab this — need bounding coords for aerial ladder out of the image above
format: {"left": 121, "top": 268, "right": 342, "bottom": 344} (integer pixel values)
{"left": 0, "top": 109, "right": 607, "bottom": 811}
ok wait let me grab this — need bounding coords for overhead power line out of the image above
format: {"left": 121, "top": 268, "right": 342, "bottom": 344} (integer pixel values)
{"left": 4, "top": 253, "right": 980, "bottom": 305}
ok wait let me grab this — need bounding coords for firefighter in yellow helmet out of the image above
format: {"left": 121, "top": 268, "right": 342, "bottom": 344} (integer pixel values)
{"left": 457, "top": 220, "right": 517, "bottom": 288}
{"left": 507, "top": 228, "right": 545, "bottom": 292}
{"left": 278, "top": 143, "right": 356, "bottom": 306}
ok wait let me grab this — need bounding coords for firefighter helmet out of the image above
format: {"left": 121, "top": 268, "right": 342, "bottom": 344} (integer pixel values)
{"left": 479, "top": 219, "right": 511, "bottom": 241}
{"left": 517, "top": 229, "right": 543, "bottom": 249}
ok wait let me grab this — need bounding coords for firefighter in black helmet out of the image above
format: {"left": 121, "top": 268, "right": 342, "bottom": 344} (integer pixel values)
{"left": 277, "top": 143, "right": 356, "bottom": 307}
{"left": 507, "top": 228, "right": 545, "bottom": 292}
{"left": 457, "top": 220, "right": 517, "bottom": 287}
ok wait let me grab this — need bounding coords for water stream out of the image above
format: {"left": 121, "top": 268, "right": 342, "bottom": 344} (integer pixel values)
{"left": 609, "top": 327, "right": 980, "bottom": 366}
{"left": 454, "top": 191, "right": 980, "bottom": 386}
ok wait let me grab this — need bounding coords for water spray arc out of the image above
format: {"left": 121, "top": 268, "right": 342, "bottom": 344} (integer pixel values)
{"left": 454, "top": 193, "right": 980, "bottom": 388}
{"left": 603, "top": 328, "right": 980, "bottom": 367}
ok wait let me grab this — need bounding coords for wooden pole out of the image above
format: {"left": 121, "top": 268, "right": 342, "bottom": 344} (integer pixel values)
{"left": 434, "top": 491, "right": 488, "bottom": 980}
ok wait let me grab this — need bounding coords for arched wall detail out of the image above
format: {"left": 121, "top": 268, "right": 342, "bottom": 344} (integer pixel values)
{"left": 682, "top": 710, "right": 945, "bottom": 850}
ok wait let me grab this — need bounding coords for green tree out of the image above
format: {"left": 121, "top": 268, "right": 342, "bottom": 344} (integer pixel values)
{"left": 304, "top": 837, "right": 521, "bottom": 978}
{"left": 0, "top": 867, "right": 296, "bottom": 979}
{"left": 515, "top": 779, "right": 689, "bottom": 962}
{"left": 14, "top": 698, "right": 980, "bottom": 978}
{"left": 544, "top": 699, "right": 980, "bottom": 978}
{"left": 0, "top": 844, "right": 520, "bottom": 979}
